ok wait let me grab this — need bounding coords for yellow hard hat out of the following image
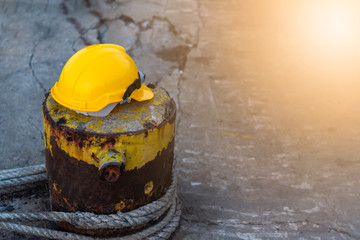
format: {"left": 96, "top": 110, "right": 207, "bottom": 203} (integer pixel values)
{"left": 51, "top": 44, "right": 154, "bottom": 112}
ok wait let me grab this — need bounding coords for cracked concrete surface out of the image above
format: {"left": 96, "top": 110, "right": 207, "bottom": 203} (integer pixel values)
{"left": 1, "top": 0, "right": 360, "bottom": 239}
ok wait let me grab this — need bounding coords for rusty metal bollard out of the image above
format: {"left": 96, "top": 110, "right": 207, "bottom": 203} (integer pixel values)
{"left": 42, "top": 87, "right": 176, "bottom": 236}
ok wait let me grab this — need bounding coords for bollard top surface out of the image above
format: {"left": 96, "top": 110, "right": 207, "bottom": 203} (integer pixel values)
{"left": 43, "top": 87, "right": 175, "bottom": 135}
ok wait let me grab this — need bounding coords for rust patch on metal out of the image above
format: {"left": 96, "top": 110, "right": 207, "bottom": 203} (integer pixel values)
{"left": 45, "top": 139, "right": 173, "bottom": 236}
{"left": 100, "top": 165, "right": 122, "bottom": 182}
{"left": 45, "top": 139, "right": 174, "bottom": 214}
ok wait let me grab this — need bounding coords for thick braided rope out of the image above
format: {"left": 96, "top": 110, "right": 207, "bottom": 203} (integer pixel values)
{"left": 0, "top": 164, "right": 180, "bottom": 239}
{"left": 0, "top": 165, "right": 47, "bottom": 194}
{"left": 0, "top": 198, "right": 180, "bottom": 240}
{"left": 0, "top": 173, "right": 47, "bottom": 189}
{"left": 0, "top": 174, "right": 176, "bottom": 229}
{"left": 0, "top": 164, "right": 46, "bottom": 180}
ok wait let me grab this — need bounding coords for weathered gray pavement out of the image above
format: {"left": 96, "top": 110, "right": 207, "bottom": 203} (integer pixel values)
{"left": 2, "top": 0, "right": 360, "bottom": 239}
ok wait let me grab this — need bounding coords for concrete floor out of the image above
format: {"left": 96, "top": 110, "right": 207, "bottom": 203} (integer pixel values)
{"left": 1, "top": 0, "right": 360, "bottom": 239}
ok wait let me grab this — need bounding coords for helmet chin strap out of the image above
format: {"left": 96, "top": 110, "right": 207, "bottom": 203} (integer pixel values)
{"left": 120, "top": 71, "right": 145, "bottom": 104}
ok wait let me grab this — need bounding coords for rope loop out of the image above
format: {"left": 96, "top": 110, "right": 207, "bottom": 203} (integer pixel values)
{"left": 0, "top": 164, "right": 180, "bottom": 240}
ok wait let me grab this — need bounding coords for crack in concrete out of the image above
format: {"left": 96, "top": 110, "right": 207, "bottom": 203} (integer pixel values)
{"left": 118, "top": 14, "right": 136, "bottom": 25}
{"left": 28, "top": 4, "right": 61, "bottom": 93}
{"left": 1, "top": 0, "right": 6, "bottom": 10}
{"left": 86, "top": 12, "right": 143, "bottom": 54}
{"left": 174, "top": 0, "right": 203, "bottom": 132}
{"left": 152, "top": 15, "right": 179, "bottom": 36}
{"left": 60, "top": 1, "right": 69, "bottom": 15}
{"left": 115, "top": 14, "right": 179, "bottom": 57}
{"left": 71, "top": 37, "right": 80, "bottom": 52}
{"left": 70, "top": 25, "right": 98, "bottom": 51}
{"left": 194, "top": 216, "right": 358, "bottom": 239}
{"left": 28, "top": 26, "right": 51, "bottom": 93}
{"left": 272, "top": 219, "right": 358, "bottom": 238}
{"left": 67, "top": 17, "right": 94, "bottom": 48}
{"left": 112, "top": 14, "right": 143, "bottom": 55}
{"left": 14, "top": 0, "right": 20, "bottom": 14}
{"left": 183, "top": 204, "right": 358, "bottom": 239}
{"left": 64, "top": 1, "right": 105, "bottom": 50}
{"left": 44, "top": 0, "right": 49, "bottom": 12}
{"left": 143, "top": 15, "right": 191, "bottom": 69}
{"left": 68, "top": 8, "right": 113, "bottom": 51}
{"left": 67, "top": 17, "right": 88, "bottom": 35}
{"left": 86, "top": 10, "right": 192, "bottom": 68}
{"left": 306, "top": 219, "right": 359, "bottom": 239}
{"left": 95, "top": 25, "right": 107, "bottom": 44}
{"left": 195, "top": 0, "right": 205, "bottom": 46}
{"left": 29, "top": 121, "right": 44, "bottom": 141}
{"left": 89, "top": 11, "right": 109, "bottom": 45}
{"left": 318, "top": 194, "right": 355, "bottom": 239}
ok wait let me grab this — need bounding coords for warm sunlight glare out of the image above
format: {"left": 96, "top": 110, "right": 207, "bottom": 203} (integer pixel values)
{"left": 312, "top": 3, "right": 358, "bottom": 46}
{"left": 300, "top": 1, "right": 360, "bottom": 52}
{"left": 288, "top": 1, "right": 360, "bottom": 80}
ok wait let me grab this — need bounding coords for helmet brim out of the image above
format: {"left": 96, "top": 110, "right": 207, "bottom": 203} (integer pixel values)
{"left": 131, "top": 84, "right": 154, "bottom": 102}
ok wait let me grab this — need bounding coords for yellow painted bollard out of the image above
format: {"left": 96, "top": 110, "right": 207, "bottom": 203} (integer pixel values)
{"left": 42, "top": 87, "right": 176, "bottom": 236}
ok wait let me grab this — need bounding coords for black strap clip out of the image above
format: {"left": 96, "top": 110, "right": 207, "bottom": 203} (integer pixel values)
{"left": 121, "top": 72, "right": 143, "bottom": 104}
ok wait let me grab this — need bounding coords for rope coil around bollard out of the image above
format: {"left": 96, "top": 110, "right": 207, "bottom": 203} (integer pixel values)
{"left": 0, "top": 164, "right": 181, "bottom": 240}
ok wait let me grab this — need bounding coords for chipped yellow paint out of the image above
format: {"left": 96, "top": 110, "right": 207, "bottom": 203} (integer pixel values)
{"left": 114, "top": 201, "right": 126, "bottom": 211}
{"left": 144, "top": 181, "right": 154, "bottom": 195}
{"left": 43, "top": 88, "right": 175, "bottom": 171}
{"left": 152, "top": 91, "right": 168, "bottom": 106}
{"left": 43, "top": 118, "right": 175, "bottom": 170}
{"left": 45, "top": 99, "right": 93, "bottom": 130}
{"left": 53, "top": 182, "right": 61, "bottom": 194}
{"left": 43, "top": 116, "right": 53, "bottom": 156}
{"left": 45, "top": 88, "right": 169, "bottom": 134}
{"left": 63, "top": 197, "right": 76, "bottom": 212}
